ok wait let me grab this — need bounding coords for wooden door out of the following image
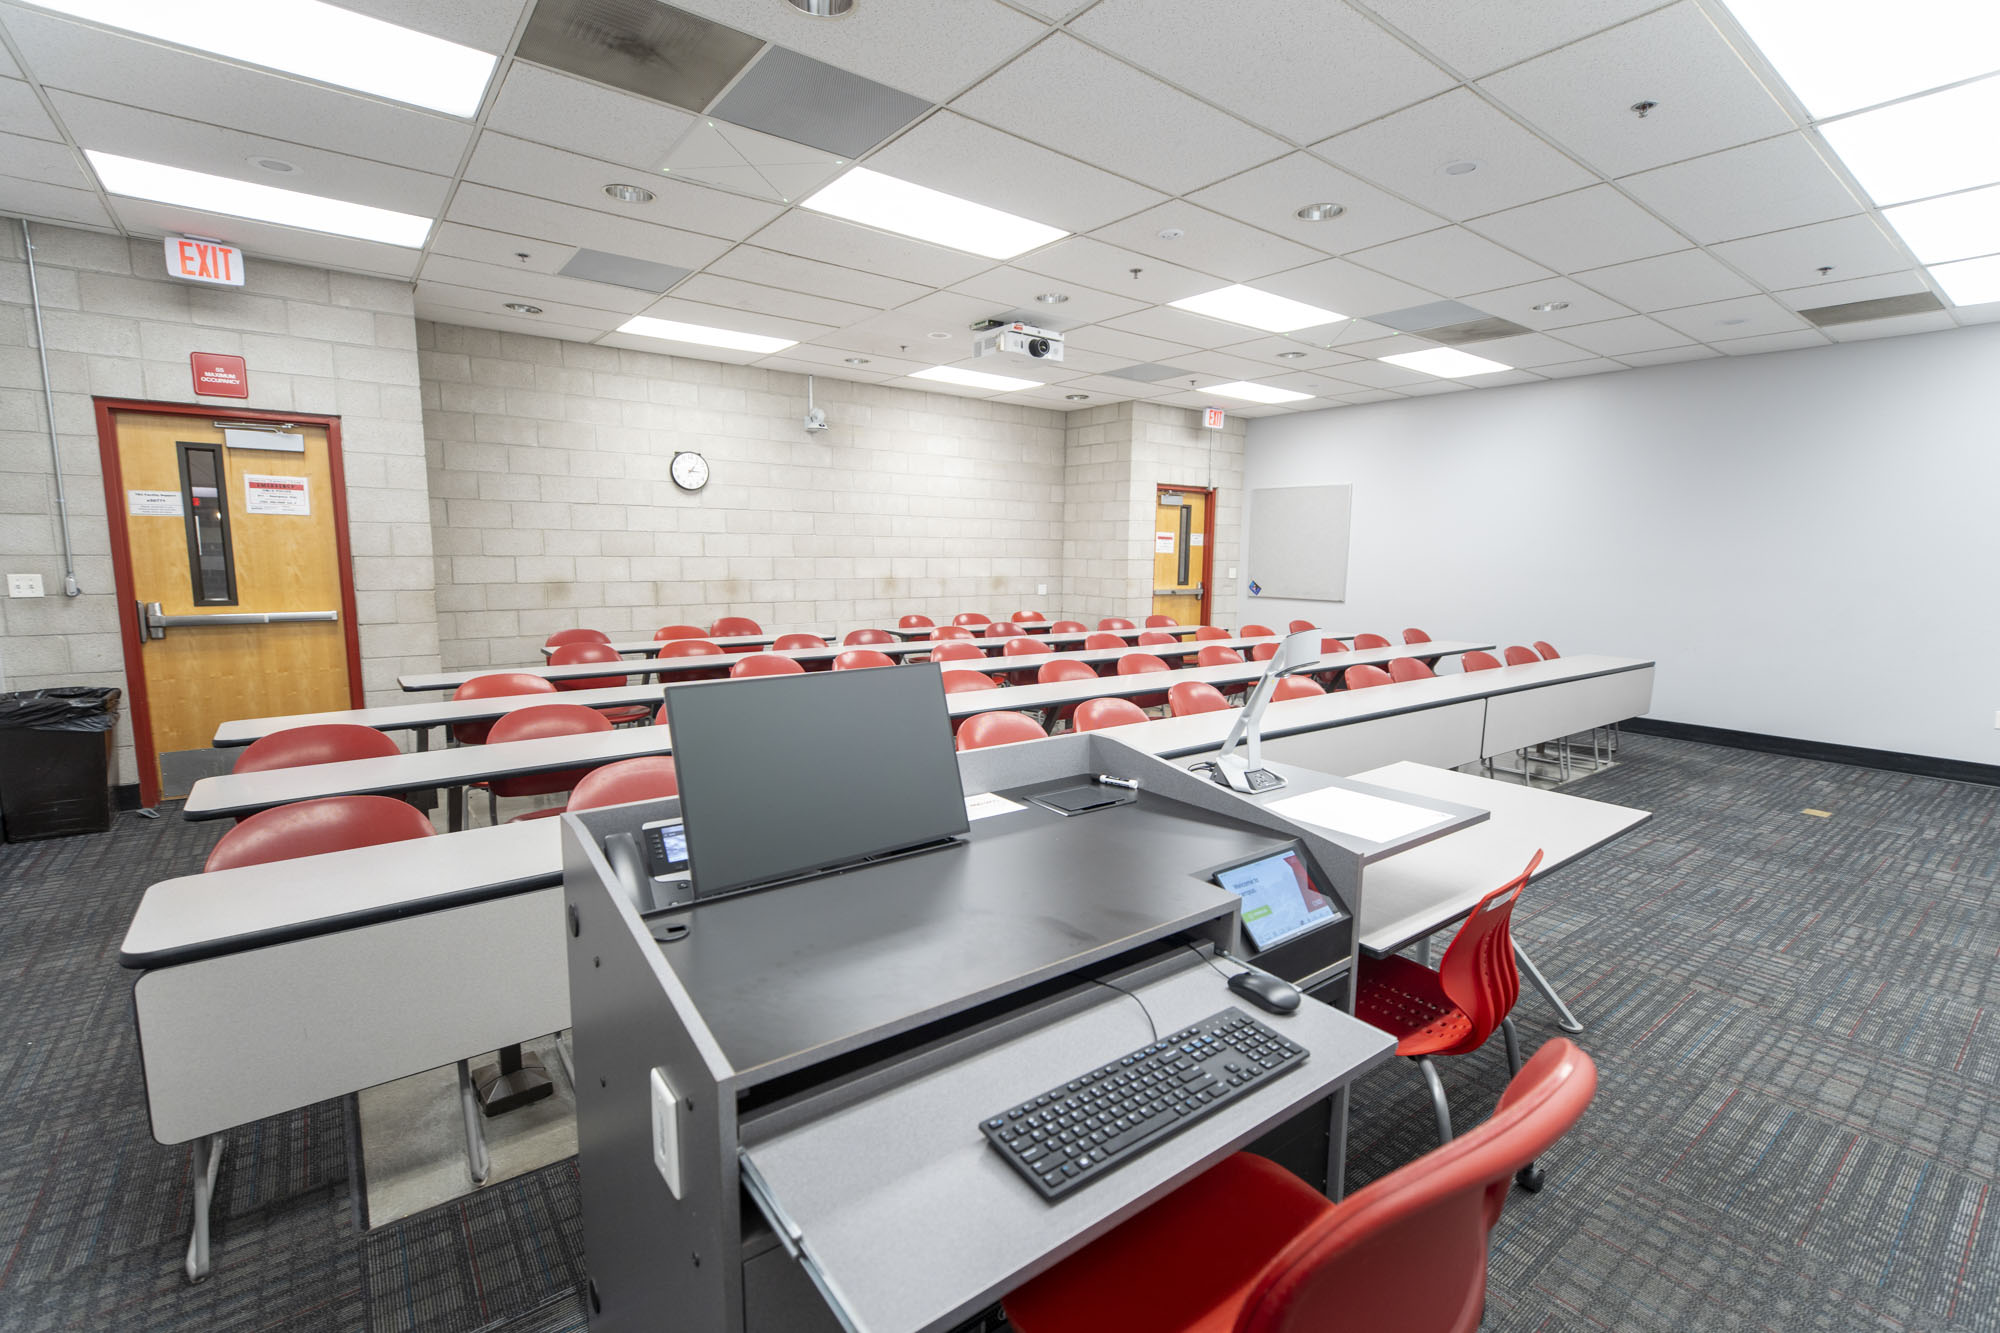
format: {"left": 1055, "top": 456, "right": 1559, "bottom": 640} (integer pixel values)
{"left": 101, "top": 405, "right": 360, "bottom": 804}
{"left": 1150, "top": 487, "right": 1211, "bottom": 627}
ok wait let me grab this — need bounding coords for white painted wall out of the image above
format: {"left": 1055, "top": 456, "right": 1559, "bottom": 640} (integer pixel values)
{"left": 1241, "top": 323, "right": 2000, "bottom": 766}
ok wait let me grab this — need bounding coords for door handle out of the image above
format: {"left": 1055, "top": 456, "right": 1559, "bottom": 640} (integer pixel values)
{"left": 1151, "top": 586, "right": 1204, "bottom": 596}
{"left": 137, "top": 601, "right": 337, "bottom": 640}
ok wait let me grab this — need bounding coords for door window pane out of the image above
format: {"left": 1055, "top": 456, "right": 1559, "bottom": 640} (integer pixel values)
{"left": 178, "top": 443, "right": 237, "bottom": 605}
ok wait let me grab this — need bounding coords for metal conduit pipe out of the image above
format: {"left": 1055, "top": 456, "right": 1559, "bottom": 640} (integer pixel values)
{"left": 20, "top": 218, "right": 81, "bottom": 596}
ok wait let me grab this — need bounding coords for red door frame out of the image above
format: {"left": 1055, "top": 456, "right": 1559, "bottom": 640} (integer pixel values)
{"left": 1156, "top": 483, "right": 1217, "bottom": 627}
{"left": 94, "top": 399, "right": 364, "bottom": 807}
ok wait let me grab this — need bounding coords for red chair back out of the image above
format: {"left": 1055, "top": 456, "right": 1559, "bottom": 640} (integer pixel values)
{"left": 1503, "top": 645, "right": 1541, "bottom": 666}
{"left": 204, "top": 795, "right": 434, "bottom": 872}
{"left": 1433, "top": 852, "right": 1541, "bottom": 1054}
{"left": 1168, "top": 682, "right": 1231, "bottom": 717}
{"left": 1116, "top": 654, "right": 1169, "bottom": 675}
{"left": 955, "top": 711, "right": 1046, "bottom": 750}
{"left": 1287, "top": 620, "right": 1317, "bottom": 633}
{"left": 774, "top": 633, "right": 826, "bottom": 651}
{"left": 486, "top": 703, "right": 614, "bottom": 799}
{"left": 1098, "top": 618, "right": 1135, "bottom": 630}
{"left": 1273, "top": 676, "right": 1325, "bottom": 700}
{"left": 1197, "top": 645, "right": 1244, "bottom": 667}
{"left": 1320, "top": 637, "right": 1349, "bottom": 654}
{"left": 232, "top": 724, "right": 399, "bottom": 773}
{"left": 731, "top": 653, "right": 804, "bottom": 677}
{"left": 451, "top": 672, "right": 558, "bottom": 746}
{"left": 550, "top": 641, "right": 627, "bottom": 691}
{"left": 546, "top": 628, "right": 610, "bottom": 648}
{"left": 1011, "top": 611, "right": 1044, "bottom": 623}
{"left": 1048, "top": 620, "right": 1087, "bottom": 633}
{"left": 834, "top": 650, "right": 896, "bottom": 670}
{"left": 1038, "top": 659, "right": 1098, "bottom": 686}
{"left": 1193, "top": 626, "right": 1231, "bottom": 641}
{"left": 953, "top": 613, "right": 992, "bottom": 627}
{"left": 1004, "top": 637, "right": 1052, "bottom": 657}
{"left": 942, "top": 670, "right": 999, "bottom": 693}
{"left": 1252, "top": 643, "right": 1279, "bottom": 661}
{"left": 1084, "top": 633, "right": 1126, "bottom": 651}
{"left": 1388, "top": 657, "right": 1435, "bottom": 683}
{"left": 1353, "top": 633, "right": 1392, "bottom": 650}
{"left": 1073, "top": 697, "right": 1149, "bottom": 732}
{"left": 1137, "top": 631, "right": 1178, "bottom": 646}
{"left": 654, "top": 624, "right": 707, "bottom": 641}
{"left": 1534, "top": 641, "right": 1560, "bottom": 660}
{"left": 1240, "top": 624, "right": 1277, "bottom": 638}
{"left": 844, "top": 628, "right": 896, "bottom": 646}
{"left": 568, "top": 757, "right": 678, "bottom": 811}
{"left": 657, "top": 638, "right": 728, "bottom": 684}
{"left": 986, "top": 621, "right": 1026, "bottom": 638}
{"left": 930, "top": 641, "right": 987, "bottom": 663}
{"left": 1144, "top": 615, "right": 1179, "bottom": 627}
{"left": 710, "top": 617, "right": 762, "bottom": 636}
{"left": 1461, "top": 650, "right": 1502, "bottom": 672}
{"left": 1403, "top": 627, "right": 1433, "bottom": 645}
{"left": 898, "top": 614, "right": 934, "bottom": 629}
{"left": 1345, "top": 664, "right": 1393, "bottom": 690}
{"left": 932, "top": 625, "right": 975, "bottom": 640}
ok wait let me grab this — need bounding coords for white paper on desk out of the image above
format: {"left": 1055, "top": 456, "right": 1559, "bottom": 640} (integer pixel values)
{"left": 965, "top": 792, "right": 1026, "bottom": 820}
{"left": 1266, "top": 786, "right": 1445, "bottom": 844}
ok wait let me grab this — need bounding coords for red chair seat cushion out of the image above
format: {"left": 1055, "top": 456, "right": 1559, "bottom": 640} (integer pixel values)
{"left": 1354, "top": 954, "right": 1476, "bottom": 1057}
{"left": 1005, "top": 1153, "right": 1331, "bottom": 1333}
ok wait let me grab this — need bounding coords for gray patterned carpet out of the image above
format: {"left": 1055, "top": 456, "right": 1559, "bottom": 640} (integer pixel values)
{"left": 0, "top": 734, "right": 1994, "bottom": 1331}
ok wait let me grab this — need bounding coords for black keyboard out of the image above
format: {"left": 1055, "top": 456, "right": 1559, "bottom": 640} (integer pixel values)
{"left": 980, "top": 1008, "right": 1307, "bottom": 1201}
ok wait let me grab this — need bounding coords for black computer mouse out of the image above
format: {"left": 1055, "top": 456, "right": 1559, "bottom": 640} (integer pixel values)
{"left": 1228, "top": 969, "right": 1301, "bottom": 1014}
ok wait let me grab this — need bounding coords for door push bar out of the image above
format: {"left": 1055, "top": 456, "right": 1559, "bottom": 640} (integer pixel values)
{"left": 136, "top": 601, "right": 338, "bottom": 641}
{"left": 1151, "top": 585, "right": 1205, "bottom": 596}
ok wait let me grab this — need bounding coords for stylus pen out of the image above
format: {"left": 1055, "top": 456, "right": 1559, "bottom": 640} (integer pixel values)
{"left": 1094, "top": 774, "right": 1140, "bottom": 789}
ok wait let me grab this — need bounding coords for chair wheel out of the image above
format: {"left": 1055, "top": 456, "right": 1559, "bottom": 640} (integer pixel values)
{"left": 1515, "top": 1164, "right": 1545, "bottom": 1193}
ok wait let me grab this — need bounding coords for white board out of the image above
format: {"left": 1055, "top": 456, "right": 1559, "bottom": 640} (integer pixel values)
{"left": 1246, "top": 484, "right": 1352, "bottom": 602}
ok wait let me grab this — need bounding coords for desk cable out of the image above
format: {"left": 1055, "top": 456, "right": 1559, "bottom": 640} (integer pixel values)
{"left": 1091, "top": 978, "right": 1158, "bottom": 1043}
{"left": 1186, "top": 940, "right": 1241, "bottom": 983}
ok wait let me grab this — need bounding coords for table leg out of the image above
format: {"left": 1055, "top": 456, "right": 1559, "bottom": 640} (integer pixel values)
{"left": 184, "top": 1132, "right": 223, "bottom": 1282}
{"left": 1514, "top": 942, "right": 1584, "bottom": 1033}
{"left": 1324, "top": 1086, "right": 1350, "bottom": 1201}
{"left": 474, "top": 1043, "right": 555, "bottom": 1116}
{"left": 447, "top": 784, "right": 465, "bottom": 833}
{"left": 457, "top": 1060, "right": 490, "bottom": 1185}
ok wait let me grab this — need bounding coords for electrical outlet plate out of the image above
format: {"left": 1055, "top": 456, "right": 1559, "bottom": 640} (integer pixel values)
{"left": 1036, "top": 583, "right": 1047, "bottom": 596}
{"left": 650, "top": 1067, "right": 683, "bottom": 1198}
{"left": 8, "top": 573, "right": 44, "bottom": 597}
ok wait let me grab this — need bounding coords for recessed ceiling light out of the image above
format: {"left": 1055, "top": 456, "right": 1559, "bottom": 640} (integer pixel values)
{"left": 20, "top": 0, "right": 496, "bottom": 116}
{"left": 1065, "top": 393, "right": 1090, "bottom": 401}
{"left": 604, "top": 183, "right": 655, "bottom": 204}
{"left": 927, "top": 330, "right": 952, "bottom": 340}
{"left": 844, "top": 356, "right": 871, "bottom": 365}
{"left": 1276, "top": 350, "right": 1308, "bottom": 359}
{"left": 802, "top": 166, "right": 1068, "bottom": 260}
{"left": 1719, "top": 0, "right": 2000, "bottom": 117}
{"left": 616, "top": 316, "right": 796, "bottom": 354}
{"left": 1819, "top": 77, "right": 2000, "bottom": 205}
{"left": 1204, "top": 381, "right": 1313, "bottom": 404}
{"left": 85, "top": 150, "right": 431, "bottom": 246}
{"left": 1882, "top": 182, "right": 2000, "bottom": 263}
{"left": 1718, "top": 317, "right": 1750, "bottom": 326}
{"left": 247, "top": 155, "right": 297, "bottom": 174}
{"left": 910, "top": 365, "right": 1043, "bottom": 392}
{"left": 1035, "top": 292, "right": 1068, "bottom": 304}
{"left": 504, "top": 303, "right": 542, "bottom": 314}
{"left": 1294, "top": 202, "right": 1345, "bottom": 221}
{"left": 1441, "top": 160, "right": 1481, "bottom": 176}
{"left": 786, "top": 0, "right": 854, "bottom": 13}
{"left": 1927, "top": 253, "right": 2000, "bottom": 306}
{"left": 1170, "top": 284, "right": 1346, "bottom": 333}
{"left": 1531, "top": 300, "right": 1570, "bottom": 313}
{"left": 1157, "top": 226, "right": 1185, "bottom": 240}
{"left": 1380, "top": 348, "right": 1513, "bottom": 378}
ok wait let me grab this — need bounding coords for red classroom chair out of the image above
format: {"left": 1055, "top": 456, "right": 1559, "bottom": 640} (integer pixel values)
{"left": 1000, "top": 637, "right": 1052, "bottom": 683}
{"left": 1252, "top": 642, "right": 1279, "bottom": 661}
{"left": 1240, "top": 624, "right": 1278, "bottom": 638}
{"left": 1288, "top": 619, "right": 1317, "bottom": 633}
{"left": 1038, "top": 658, "right": 1100, "bottom": 729}
{"left": 1388, "top": 657, "right": 1436, "bottom": 682}
{"left": 1194, "top": 626, "right": 1232, "bottom": 641}
{"left": 1535, "top": 641, "right": 1560, "bottom": 660}
{"left": 1083, "top": 633, "right": 1126, "bottom": 651}
{"left": 1345, "top": 664, "right": 1394, "bottom": 690}
{"left": 204, "top": 794, "right": 433, "bottom": 872}
{"left": 481, "top": 704, "right": 614, "bottom": 823}
{"left": 1098, "top": 618, "right": 1135, "bottom": 631}
{"left": 844, "top": 628, "right": 896, "bottom": 646}
{"left": 1072, "top": 697, "right": 1150, "bottom": 732}
{"left": 1503, "top": 645, "right": 1541, "bottom": 666}
{"left": 1137, "top": 631, "right": 1178, "bottom": 646}
{"left": 731, "top": 654, "right": 804, "bottom": 677}
{"left": 545, "top": 628, "right": 610, "bottom": 649}
{"left": 1001, "top": 1036, "right": 1597, "bottom": 1333}
{"left": 1117, "top": 652, "right": 1171, "bottom": 710}
{"left": 710, "top": 617, "right": 762, "bottom": 637}
{"left": 549, "top": 643, "right": 651, "bottom": 724}
{"left": 654, "top": 624, "right": 707, "bottom": 641}
{"left": 450, "top": 673, "right": 558, "bottom": 747}
{"left": 568, "top": 756, "right": 678, "bottom": 810}
{"left": 1461, "top": 651, "right": 1502, "bottom": 672}
{"left": 1167, "top": 681, "right": 1231, "bottom": 717}
{"left": 955, "top": 711, "right": 1046, "bottom": 751}
{"left": 930, "top": 641, "right": 988, "bottom": 663}
{"left": 1353, "top": 633, "right": 1393, "bottom": 650}
{"left": 655, "top": 638, "right": 728, "bottom": 686}
{"left": 1273, "top": 676, "right": 1326, "bottom": 701}
{"left": 954, "top": 613, "right": 992, "bottom": 628}
{"left": 1144, "top": 615, "right": 1179, "bottom": 628}
{"left": 986, "top": 621, "right": 1027, "bottom": 638}
{"left": 1197, "top": 645, "right": 1244, "bottom": 667}
{"left": 773, "top": 633, "right": 826, "bottom": 651}
{"left": 1012, "top": 611, "right": 1044, "bottom": 624}
{"left": 898, "top": 614, "right": 934, "bottom": 630}
{"left": 1048, "top": 620, "right": 1087, "bottom": 634}
{"left": 932, "top": 625, "right": 975, "bottom": 640}
{"left": 833, "top": 650, "right": 896, "bottom": 670}
{"left": 942, "top": 670, "right": 999, "bottom": 694}
{"left": 1404, "top": 628, "right": 1433, "bottom": 644}
{"left": 232, "top": 724, "right": 398, "bottom": 773}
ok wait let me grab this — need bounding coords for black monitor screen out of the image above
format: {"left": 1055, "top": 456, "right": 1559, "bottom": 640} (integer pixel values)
{"left": 665, "top": 662, "right": 970, "bottom": 896}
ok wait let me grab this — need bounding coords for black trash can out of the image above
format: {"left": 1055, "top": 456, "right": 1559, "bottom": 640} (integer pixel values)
{"left": 0, "top": 686, "right": 122, "bottom": 841}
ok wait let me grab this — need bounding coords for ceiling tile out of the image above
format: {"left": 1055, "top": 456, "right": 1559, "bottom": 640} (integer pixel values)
{"left": 1089, "top": 202, "right": 1322, "bottom": 282}
{"left": 419, "top": 254, "right": 658, "bottom": 314}
{"left": 1100, "top": 305, "right": 1269, "bottom": 349}
{"left": 1480, "top": 3, "right": 1794, "bottom": 177}
{"left": 0, "top": 9, "right": 470, "bottom": 174}
{"left": 1173, "top": 348, "right": 1301, "bottom": 381}
{"left": 707, "top": 245, "right": 931, "bottom": 310}
{"left": 1355, "top": 0, "right": 1668, "bottom": 79}
{"left": 710, "top": 46, "right": 927, "bottom": 159}
{"left": 328, "top": 0, "right": 531, "bottom": 53}
{"left": 0, "top": 173, "right": 112, "bottom": 229}
{"left": 0, "top": 77, "right": 59, "bottom": 141}
{"left": 1313, "top": 88, "right": 1595, "bottom": 221}
{"left": 50, "top": 91, "right": 451, "bottom": 215}
{"left": 1012, "top": 236, "right": 1217, "bottom": 305}
{"left": 1468, "top": 331, "right": 1600, "bottom": 366}
{"left": 952, "top": 35, "right": 1288, "bottom": 195}
{"left": 1324, "top": 358, "right": 1438, "bottom": 388}
{"left": 672, "top": 273, "right": 884, "bottom": 329}
{"left": 1619, "top": 135, "right": 1861, "bottom": 245}
{"left": 463, "top": 132, "right": 783, "bottom": 240}
{"left": 1055, "top": 373, "right": 1177, "bottom": 399}
{"left": 1221, "top": 335, "right": 1361, "bottom": 371}
{"left": 109, "top": 197, "right": 421, "bottom": 277}
{"left": 1256, "top": 257, "right": 1441, "bottom": 319}
{"left": 1773, "top": 271, "right": 1930, "bottom": 312}
{"left": 412, "top": 300, "right": 605, "bottom": 344}
{"left": 1534, "top": 357, "right": 1626, "bottom": 378}
{"left": 1707, "top": 216, "right": 1909, "bottom": 294}
{"left": 446, "top": 184, "right": 732, "bottom": 271}
{"left": 757, "top": 342, "right": 927, "bottom": 377}
{"left": 1556, "top": 314, "right": 1690, "bottom": 355}
{"left": 0, "top": 128, "right": 86, "bottom": 189}
{"left": 597, "top": 330, "right": 770, "bottom": 365}
{"left": 1575, "top": 248, "right": 1752, "bottom": 309}
{"left": 861, "top": 111, "right": 1165, "bottom": 235}
{"left": 1188, "top": 152, "right": 1448, "bottom": 257}
{"left": 630, "top": 294, "right": 834, "bottom": 344}
{"left": 0, "top": 35, "right": 16, "bottom": 77}
{"left": 415, "top": 280, "right": 624, "bottom": 331}
{"left": 1821, "top": 310, "right": 1958, "bottom": 342}
{"left": 483, "top": 62, "right": 695, "bottom": 171}
{"left": 749, "top": 209, "right": 994, "bottom": 288}
{"left": 1060, "top": 324, "right": 1201, "bottom": 365}
{"left": 946, "top": 267, "right": 1149, "bottom": 327}
{"left": 749, "top": 355, "right": 891, "bottom": 385}
{"left": 665, "top": 0, "right": 1046, "bottom": 103}
{"left": 428, "top": 221, "right": 577, "bottom": 274}
{"left": 1336, "top": 388, "right": 1409, "bottom": 402}
{"left": 1711, "top": 329, "right": 1830, "bottom": 356}
{"left": 1618, "top": 344, "right": 1719, "bottom": 366}
{"left": 1466, "top": 185, "right": 1687, "bottom": 272}
{"left": 1462, "top": 274, "right": 1634, "bottom": 328}
{"left": 1070, "top": 0, "right": 1455, "bottom": 142}
{"left": 1338, "top": 333, "right": 1445, "bottom": 358}
{"left": 1346, "top": 227, "right": 1552, "bottom": 297}
{"left": 1007, "top": 0, "right": 1093, "bottom": 20}
{"left": 1652, "top": 293, "right": 1805, "bottom": 341}
{"left": 655, "top": 118, "right": 845, "bottom": 204}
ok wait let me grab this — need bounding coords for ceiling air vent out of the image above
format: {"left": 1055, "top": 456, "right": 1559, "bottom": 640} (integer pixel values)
{"left": 518, "top": 0, "right": 764, "bottom": 112}
{"left": 1106, "top": 363, "right": 1192, "bottom": 382}
{"left": 1368, "top": 299, "right": 1531, "bottom": 344}
{"left": 557, "top": 249, "right": 692, "bottom": 293}
{"left": 1798, "top": 291, "right": 1946, "bottom": 327}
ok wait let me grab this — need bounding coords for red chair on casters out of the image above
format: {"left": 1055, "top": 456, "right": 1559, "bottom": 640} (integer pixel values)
{"left": 1004, "top": 1033, "right": 1597, "bottom": 1333}
{"left": 1167, "top": 681, "right": 1231, "bottom": 717}
{"left": 480, "top": 704, "right": 613, "bottom": 823}
{"left": 1039, "top": 658, "right": 1099, "bottom": 729}
{"left": 205, "top": 794, "right": 434, "bottom": 871}
{"left": 1072, "top": 697, "right": 1149, "bottom": 732}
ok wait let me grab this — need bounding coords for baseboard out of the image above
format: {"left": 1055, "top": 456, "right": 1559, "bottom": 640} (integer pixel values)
{"left": 1623, "top": 718, "right": 2000, "bottom": 788}
{"left": 115, "top": 783, "right": 141, "bottom": 811}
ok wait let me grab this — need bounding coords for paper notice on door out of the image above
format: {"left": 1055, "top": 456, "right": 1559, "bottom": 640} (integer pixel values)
{"left": 244, "top": 473, "right": 310, "bottom": 516}
{"left": 1155, "top": 531, "right": 1176, "bottom": 553}
{"left": 1265, "top": 785, "right": 1448, "bottom": 846}
{"left": 127, "top": 489, "right": 183, "bottom": 517}
{"left": 1191, "top": 533, "right": 1204, "bottom": 546}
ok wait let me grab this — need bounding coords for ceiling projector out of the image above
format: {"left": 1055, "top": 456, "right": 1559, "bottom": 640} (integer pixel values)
{"left": 972, "top": 321, "right": 1064, "bottom": 363}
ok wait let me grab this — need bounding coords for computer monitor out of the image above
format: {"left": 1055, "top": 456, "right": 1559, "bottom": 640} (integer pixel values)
{"left": 664, "top": 662, "right": 971, "bottom": 896}
{"left": 1214, "top": 847, "right": 1341, "bottom": 951}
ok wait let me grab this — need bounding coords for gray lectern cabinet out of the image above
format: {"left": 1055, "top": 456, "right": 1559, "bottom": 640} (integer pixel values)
{"left": 561, "top": 731, "right": 1461, "bottom": 1333}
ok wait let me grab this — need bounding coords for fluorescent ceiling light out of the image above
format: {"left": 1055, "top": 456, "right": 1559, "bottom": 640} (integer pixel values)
{"left": 909, "top": 365, "right": 1043, "bottom": 392}
{"left": 1819, "top": 76, "right": 2000, "bottom": 206}
{"left": 21, "top": 0, "right": 496, "bottom": 117}
{"left": 1203, "top": 381, "right": 1313, "bottom": 404}
{"left": 801, "top": 167, "right": 1067, "bottom": 260}
{"left": 85, "top": 150, "right": 432, "bottom": 246}
{"left": 1169, "top": 285, "right": 1346, "bottom": 333}
{"left": 1882, "top": 184, "right": 2000, "bottom": 263}
{"left": 1379, "top": 348, "right": 1513, "bottom": 378}
{"left": 617, "top": 316, "right": 796, "bottom": 354}
{"left": 1927, "top": 254, "right": 2000, "bottom": 306}
{"left": 1720, "top": 0, "right": 2000, "bottom": 117}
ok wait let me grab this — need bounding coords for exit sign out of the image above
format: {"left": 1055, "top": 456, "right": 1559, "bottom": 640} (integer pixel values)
{"left": 1202, "top": 407, "right": 1226, "bottom": 430}
{"left": 164, "top": 236, "right": 244, "bottom": 286}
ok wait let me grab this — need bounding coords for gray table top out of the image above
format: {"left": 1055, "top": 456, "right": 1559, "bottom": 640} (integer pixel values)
{"left": 1347, "top": 761, "right": 1651, "bottom": 955}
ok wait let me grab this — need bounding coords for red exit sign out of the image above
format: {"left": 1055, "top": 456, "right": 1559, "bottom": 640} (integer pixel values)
{"left": 164, "top": 236, "right": 244, "bottom": 286}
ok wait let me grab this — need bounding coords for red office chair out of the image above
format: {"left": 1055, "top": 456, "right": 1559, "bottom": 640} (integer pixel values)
{"left": 232, "top": 724, "right": 399, "bottom": 773}
{"left": 1049, "top": 620, "right": 1088, "bottom": 634}
{"left": 774, "top": 633, "right": 827, "bottom": 651}
{"left": 1273, "top": 676, "right": 1326, "bottom": 701}
{"left": 932, "top": 625, "right": 975, "bottom": 640}
{"left": 1098, "top": 618, "right": 1135, "bottom": 631}
{"left": 1404, "top": 628, "right": 1433, "bottom": 645}
{"left": 1354, "top": 633, "right": 1393, "bottom": 651}
{"left": 1309, "top": 637, "right": 1351, "bottom": 688}
{"left": 1194, "top": 626, "right": 1232, "bottom": 641}
{"left": 1288, "top": 619, "right": 1317, "bottom": 633}
{"left": 1240, "top": 624, "right": 1278, "bottom": 639}
{"left": 549, "top": 643, "right": 651, "bottom": 724}
{"left": 833, "top": 649, "right": 896, "bottom": 670}
{"left": 480, "top": 704, "right": 614, "bottom": 823}
{"left": 1252, "top": 642, "right": 1279, "bottom": 661}
{"left": 545, "top": 628, "right": 611, "bottom": 649}
{"left": 1117, "top": 652, "right": 1171, "bottom": 711}
{"left": 568, "top": 756, "right": 678, "bottom": 810}
{"left": 1345, "top": 664, "right": 1394, "bottom": 690}
{"left": 1197, "top": 645, "right": 1244, "bottom": 667}
{"left": 1389, "top": 657, "right": 1436, "bottom": 682}
{"left": 1001, "top": 636, "right": 1052, "bottom": 683}
{"left": 942, "top": 670, "right": 999, "bottom": 693}
{"left": 1011, "top": 610, "right": 1044, "bottom": 624}
{"left": 731, "top": 653, "right": 804, "bottom": 677}
{"left": 1355, "top": 852, "right": 1545, "bottom": 1151}
{"left": 954, "top": 612, "right": 992, "bottom": 628}
{"left": 955, "top": 711, "right": 1046, "bottom": 750}
{"left": 986, "top": 621, "right": 1026, "bottom": 638}
{"left": 451, "top": 673, "right": 559, "bottom": 746}
{"left": 1038, "top": 658, "right": 1100, "bottom": 729}
{"left": 1319, "top": 638, "right": 1350, "bottom": 653}
{"left": 1145, "top": 614, "right": 1179, "bottom": 628}
{"left": 1534, "top": 641, "right": 1560, "bottom": 660}
{"left": 930, "top": 641, "right": 988, "bottom": 663}
{"left": 898, "top": 614, "right": 935, "bottom": 630}
{"left": 1168, "top": 681, "right": 1231, "bottom": 717}
{"left": 1002, "top": 1038, "right": 1597, "bottom": 1333}
{"left": 1135, "top": 631, "right": 1178, "bottom": 647}
{"left": 653, "top": 624, "right": 707, "bottom": 641}
{"left": 204, "top": 794, "right": 434, "bottom": 871}
{"left": 1503, "top": 645, "right": 1541, "bottom": 666}
{"left": 656, "top": 637, "right": 728, "bottom": 686}
{"left": 1461, "top": 651, "right": 1502, "bottom": 672}
{"left": 1072, "top": 697, "right": 1150, "bottom": 732}
{"left": 1083, "top": 632, "right": 1126, "bottom": 651}
{"left": 844, "top": 628, "right": 896, "bottom": 646}
{"left": 710, "top": 616, "right": 762, "bottom": 637}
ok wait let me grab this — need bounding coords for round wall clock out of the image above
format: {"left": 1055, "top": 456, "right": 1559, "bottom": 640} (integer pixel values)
{"left": 670, "top": 451, "right": 710, "bottom": 492}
